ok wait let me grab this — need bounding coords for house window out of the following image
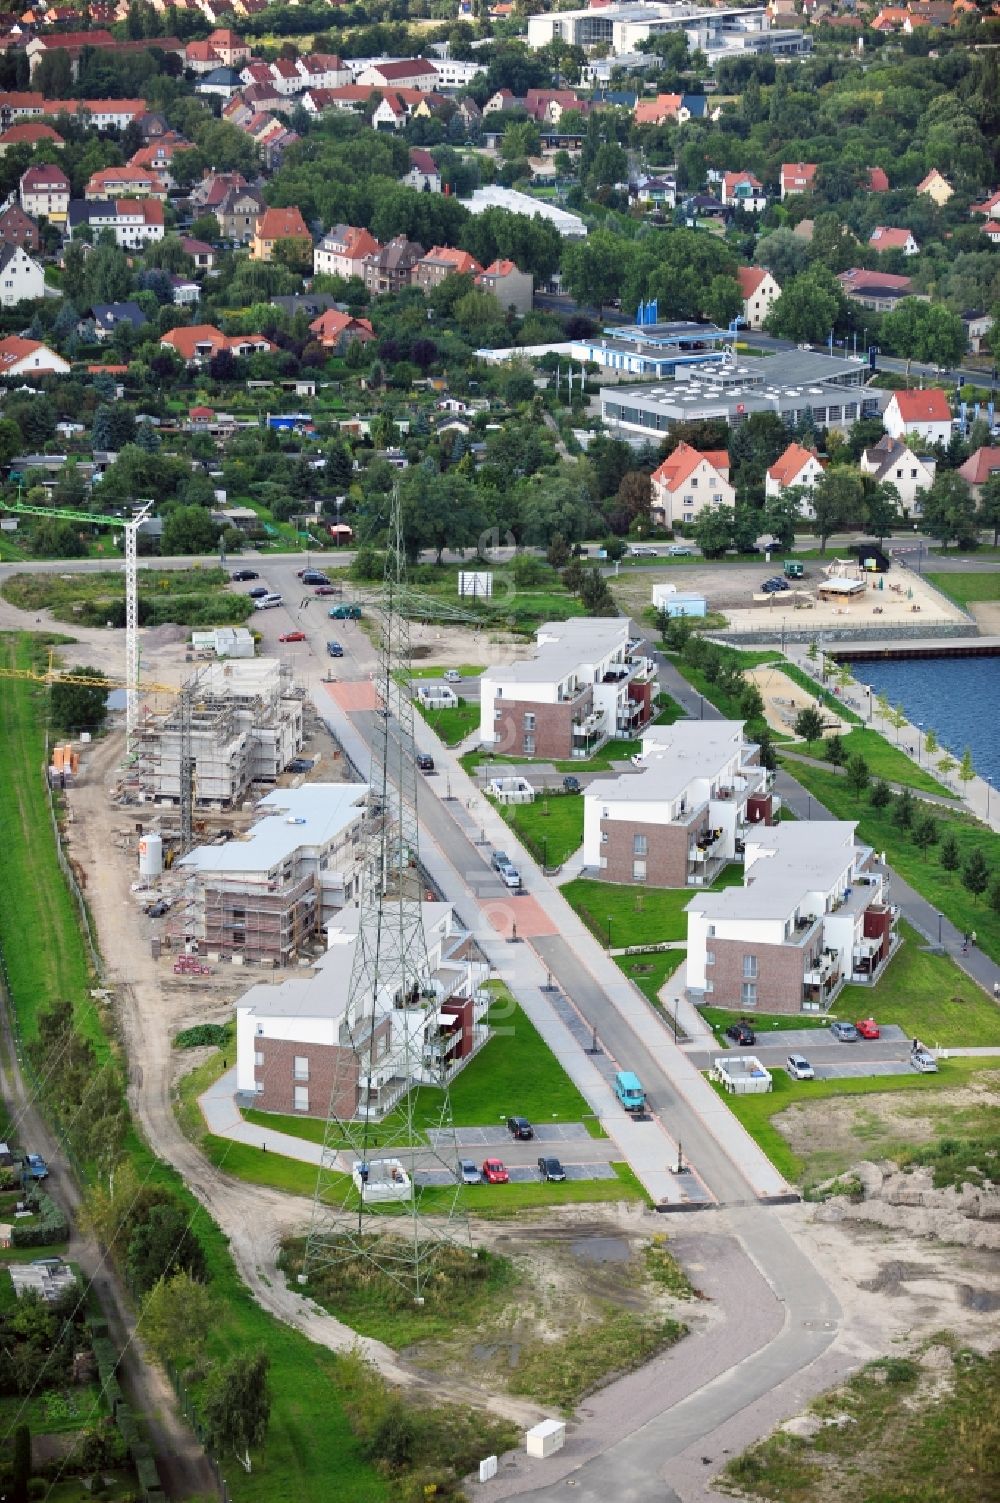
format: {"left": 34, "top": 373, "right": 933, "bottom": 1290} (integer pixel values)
{"left": 707, "top": 924, "right": 716, "bottom": 937}
{"left": 601, "top": 830, "right": 608, "bottom": 843}
{"left": 254, "top": 1051, "right": 263, "bottom": 1068}
{"left": 293, "top": 1056, "right": 309, "bottom": 1081}
{"left": 632, "top": 859, "right": 647, "bottom": 882}
{"left": 712, "top": 493, "right": 722, "bottom": 503}
{"left": 683, "top": 512, "right": 694, "bottom": 523}
{"left": 689, "top": 477, "right": 698, "bottom": 488}
{"left": 494, "top": 705, "right": 502, "bottom": 720}
{"left": 524, "top": 712, "right": 536, "bottom": 730}
{"left": 706, "top": 950, "right": 715, "bottom": 966}
{"left": 742, "top": 955, "right": 758, "bottom": 979}
{"left": 704, "top": 979, "right": 714, "bottom": 994}
{"left": 523, "top": 734, "right": 535, "bottom": 755}
{"left": 293, "top": 1085, "right": 309, "bottom": 1112}
{"left": 633, "top": 833, "right": 648, "bottom": 856}
{"left": 741, "top": 981, "right": 758, "bottom": 1006}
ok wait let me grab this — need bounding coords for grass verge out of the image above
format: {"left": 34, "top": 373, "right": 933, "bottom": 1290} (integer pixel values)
{"left": 414, "top": 698, "right": 481, "bottom": 747}
{"left": 562, "top": 867, "right": 743, "bottom": 948}
{"left": 787, "top": 728, "right": 955, "bottom": 798}
{"left": 925, "top": 571, "right": 1000, "bottom": 607}
{"left": 499, "top": 791, "right": 584, "bottom": 867}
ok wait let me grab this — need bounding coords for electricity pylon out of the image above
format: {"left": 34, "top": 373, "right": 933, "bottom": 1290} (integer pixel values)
{"left": 304, "top": 484, "right": 469, "bottom": 1302}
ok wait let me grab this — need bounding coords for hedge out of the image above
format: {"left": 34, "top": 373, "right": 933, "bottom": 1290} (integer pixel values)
{"left": 10, "top": 1191, "right": 70, "bottom": 1247}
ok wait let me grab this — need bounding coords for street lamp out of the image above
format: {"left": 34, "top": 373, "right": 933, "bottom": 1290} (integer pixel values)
{"left": 915, "top": 722, "right": 923, "bottom": 765}
{"left": 606, "top": 916, "right": 613, "bottom": 949}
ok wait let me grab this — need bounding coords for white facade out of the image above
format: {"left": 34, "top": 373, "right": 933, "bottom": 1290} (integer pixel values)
{"left": 19, "top": 170, "right": 69, "bottom": 219}
{"left": 860, "top": 439, "right": 935, "bottom": 514}
{"left": 582, "top": 721, "right": 768, "bottom": 868}
{"left": 0, "top": 243, "right": 44, "bottom": 305}
{"left": 882, "top": 392, "right": 952, "bottom": 447}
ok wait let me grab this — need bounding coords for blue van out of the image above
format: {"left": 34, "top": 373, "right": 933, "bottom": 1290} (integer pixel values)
{"left": 614, "top": 1071, "right": 645, "bottom": 1112}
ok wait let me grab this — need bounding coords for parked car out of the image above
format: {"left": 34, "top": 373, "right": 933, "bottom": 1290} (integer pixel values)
{"left": 22, "top": 1154, "right": 49, "bottom": 1180}
{"left": 491, "top": 850, "right": 512, "bottom": 872}
{"left": 300, "top": 570, "right": 329, "bottom": 585}
{"left": 537, "top": 1156, "right": 566, "bottom": 1182}
{"left": 563, "top": 774, "right": 582, "bottom": 794}
{"left": 830, "top": 1021, "right": 860, "bottom": 1042}
{"left": 459, "top": 1159, "right": 482, "bottom": 1185}
{"left": 482, "top": 1158, "right": 509, "bottom": 1184}
{"left": 507, "top": 1115, "right": 534, "bottom": 1140}
{"left": 855, "top": 1017, "right": 880, "bottom": 1039}
{"left": 326, "top": 641, "right": 343, "bottom": 658}
{"left": 910, "top": 1047, "right": 938, "bottom": 1074}
{"left": 498, "top": 863, "right": 521, "bottom": 890}
{"left": 314, "top": 585, "right": 337, "bottom": 596}
{"left": 328, "top": 603, "right": 362, "bottom": 619}
{"left": 286, "top": 758, "right": 313, "bottom": 774}
{"left": 786, "top": 1054, "right": 815, "bottom": 1081}
{"left": 254, "top": 593, "right": 282, "bottom": 610}
{"left": 761, "top": 577, "right": 790, "bottom": 594}
{"left": 230, "top": 569, "right": 259, "bottom": 582}
{"left": 146, "top": 899, "right": 170, "bottom": 918}
{"left": 248, "top": 585, "right": 269, "bottom": 599}
{"left": 724, "top": 1021, "right": 756, "bottom": 1046}
{"left": 278, "top": 631, "right": 306, "bottom": 643}
{"left": 629, "top": 545, "right": 658, "bottom": 557}
{"left": 443, "top": 669, "right": 462, "bottom": 683}
{"left": 416, "top": 753, "right": 435, "bottom": 772}
{"left": 667, "top": 545, "right": 694, "bottom": 557}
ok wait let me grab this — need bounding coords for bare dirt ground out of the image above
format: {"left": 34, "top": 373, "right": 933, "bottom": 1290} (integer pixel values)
{"left": 744, "top": 660, "right": 853, "bottom": 738}
{"left": 969, "top": 600, "right": 1000, "bottom": 633}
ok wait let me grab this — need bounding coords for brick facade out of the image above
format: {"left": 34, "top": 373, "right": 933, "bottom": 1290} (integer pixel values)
{"left": 707, "top": 936, "right": 807, "bottom": 1013}
{"left": 253, "top": 1018, "right": 390, "bottom": 1117}
{"left": 600, "top": 813, "right": 702, "bottom": 886}
{"left": 491, "top": 692, "right": 589, "bottom": 759}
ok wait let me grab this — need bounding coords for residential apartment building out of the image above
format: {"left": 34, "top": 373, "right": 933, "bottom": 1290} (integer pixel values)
{"left": 883, "top": 388, "right": 952, "bottom": 446}
{"left": 215, "top": 184, "right": 264, "bottom": 243}
{"left": 308, "top": 309, "right": 375, "bottom": 352}
{"left": 765, "top": 443, "right": 825, "bottom": 509}
{"left": 838, "top": 267, "right": 915, "bottom": 314}
{"left": 177, "top": 783, "right": 369, "bottom": 964}
{"left": 650, "top": 443, "right": 734, "bottom": 529}
{"left": 686, "top": 821, "right": 895, "bottom": 1014}
{"left": 780, "top": 161, "right": 816, "bottom": 199}
{"left": 958, "top": 445, "right": 1000, "bottom": 501}
{"left": 251, "top": 205, "right": 311, "bottom": 263}
{"left": 0, "top": 242, "right": 44, "bottom": 305}
{"left": 67, "top": 198, "right": 164, "bottom": 247}
{"left": 313, "top": 223, "right": 381, "bottom": 279}
{"left": 476, "top": 258, "right": 534, "bottom": 316}
{"left": 582, "top": 721, "right": 775, "bottom": 887}
{"left": 19, "top": 163, "right": 70, "bottom": 221}
{"left": 869, "top": 226, "right": 919, "bottom": 256}
{"left": 236, "top": 901, "right": 490, "bottom": 1118}
{"left": 721, "top": 171, "right": 766, "bottom": 212}
{"left": 480, "top": 618, "right": 656, "bottom": 760}
{"left": 411, "top": 244, "right": 482, "bottom": 292}
{"left": 355, "top": 57, "right": 439, "bottom": 91}
{"left": 0, "top": 204, "right": 39, "bottom": 253}
{"left": 737, "top": 265, "right": 781, "bottom": 329}
{"left": 860, "top": 435, "right": 935, "bottom": 514}
{"left": 0, "top": 335, "right": 70, "bottom": 375}
{"left": 160, "top": 323, "right": 276, "bottom": 364}
{"left": 84, "top": 166, "right": 167, "bottom": 200}
{"left": 362, "top": 235, "right": 424, "bottom": 295}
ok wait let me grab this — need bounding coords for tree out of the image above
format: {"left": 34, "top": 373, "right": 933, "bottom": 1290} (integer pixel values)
{"left": 862, "top": 480, "right": 899, "bottom": 541}
{"left": 126, "top": 1202, "right": 206, "bottom": 1296}
{"left": 845, "top": 753, "right": 869, "bottom": 796}
{"left": 692, "top": 503, "right": 734, "bottom": 559}
{"left": 893, "top": 788, "right": 916, "bottom": 829}
{"left": 979, "top": 474, "right": 1000, "bottom": 546}
{"left": 988, "top": 875, "right": 1000, "bottom": 921}
{"left": 920, "top": 471, "right": 978, "bottom": 549}
{"left": 161, "top": 505, "right": 220, "bottom": 555}
{"left": 924, "top": 728, "right": 938, "bottom": 758}
{"left": 50, "top": 667, "right": 108, "bottom": 735}
{"left": 202, "top": 1352, "right": 271, "bottom": 1471}
{"left": 958, "top": 746, "right": 975, "bottom": 789}
{"left": 826, "top": 734, "right": 846, "bottom": 771}
{"left": 888, "top": 703, "right": 908, "bottom": 743}
{"left": 937, "top": 752, "right": 957, "bottom": 780}
{"left": 141, "top": 1271, "right": 214, "bottom": 1369}
{"left": 794, "top": 706, "right": 825, "bottom": 746}
{"left": 939, "top": 831, "right": 960, "bottom": 872}
{"left": 913, "top": 815, "right": 939, "bottom": 852}
{"left": 810, "top": 467, "right": 864, "bottom": 553}
{"left": 765, "top": 267, "right": 845, "bottom": 346}
{"left": 869, "top": 778, "right": 892, "bottom": 809}
{"left": 31, "top": 518, "right": 86, "bottom": 559}
{"left": 12, "top": 1423, "right": 30, "bottom": 1503}
{"left": 962, "top": 848, "right": 989, "bottom": 903}
{"left": 881, "top": 298, "right": 966, "bottom": 373}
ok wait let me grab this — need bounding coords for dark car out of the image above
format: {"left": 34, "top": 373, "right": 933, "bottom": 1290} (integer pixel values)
{"left": 326, "top": 641, "right": 344, "bottom": 658}
{"left": 146, "top": 899, "right": 170, "bottom": 918}
{"left": 417, "top": 753, "right": 435, "bottom": 772}
{"left": 491, "top": 850, "right": 512, "bottom": 872}
{"left": 761, "top": 577, "right": 790, "bottom": 594}
{"left": 724, "top": 1021, "right": 756, "bottom": 1046}
{"left": 231, "top": 569, "right": 259, "bottom": 582}
{"left": 248, "top": 585, "right": 269, "bottom": 599}
{"left": 537, "top": 1156, "right": 566, "bottom": 1182}
{"left": 507, "top": 1115, "right": 534, "bottom": 1140}
{"left": 300, "top": 570, "right": 329, "bottom": 585}
{"left": 286, "top": 757, "right": 314, "bottom": 774}
{"left": 563, "top": 775, "right": 582, "bottom": 794}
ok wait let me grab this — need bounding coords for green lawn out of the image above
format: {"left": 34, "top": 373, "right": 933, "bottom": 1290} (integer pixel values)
{"left": 563, "top": 866, "right": 744, "bottom": 948}
{"left": 700, "top": 1007, "right": 832, "bottom": 1036}
{"left": 925, "top": 571, "right": 1000, "bottom": 607}
{"left": 840, "top": 921, "right": 1000, "bottom": 1047}
{"left": 786, "top": 760, "right": 1000, "bottom": 964}
{"left": 786, "top": 728, "right": 954, "bottom": 797}
{"left": 0, "top": 1383, "right": 105, "bottom": 1437}
{"left": 501, "top": 791, "right": 584, "bottom": 867}
{"left": 408, "top": 664, "right": 484, "bottom": 680}
{"left": 709, "top": 1057, "right": 1000, "bottom": 1184}
{"left": 414, "top": 698, "right": 480, "bottom": 747}
{"left": 617, "top": 949, "right": 687, "bottom": 1009}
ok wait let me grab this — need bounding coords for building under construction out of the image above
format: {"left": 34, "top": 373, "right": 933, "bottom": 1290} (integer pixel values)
{"left": 129, "top": 659, "right": 305, "bottom": 809}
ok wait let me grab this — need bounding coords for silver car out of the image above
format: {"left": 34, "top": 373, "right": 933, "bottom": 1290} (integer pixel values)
{"left": 786, "top": 1054, "right": 815, "bottom": 1080}
{"left": 459, "top": 1159, "right": 482, "bottom": 1185}
{"left": 910, "top": 1048, "right": 938, "bottom": 1074}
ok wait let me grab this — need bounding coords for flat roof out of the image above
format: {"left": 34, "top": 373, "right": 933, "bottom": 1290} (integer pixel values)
{"left": 483, "top": 618, "right": 630, "bottom": 685}
{"left": 586, "top": 720, "right": 747, "bottom": 804}
{"left": 237, "top": 901, "right": 455, "bottom": 1019}
{"left": 686, "top": 821, "right": 860, "bottom": 920}
{"left": 180, "top": 783, "right": 368, "bottom": 874}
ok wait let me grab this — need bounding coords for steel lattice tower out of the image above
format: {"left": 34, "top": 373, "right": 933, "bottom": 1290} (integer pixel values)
{"left": 304, "top": 484, "right": 469, "bottom": 1301}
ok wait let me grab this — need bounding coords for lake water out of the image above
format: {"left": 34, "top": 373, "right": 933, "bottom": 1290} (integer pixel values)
{"left": 855, "top": 657, "right": 1000, "bottom": 788}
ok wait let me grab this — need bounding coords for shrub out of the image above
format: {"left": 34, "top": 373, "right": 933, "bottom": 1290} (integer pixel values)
{"left": 173, "top": 1024, "right": 228, "bottom": 1049}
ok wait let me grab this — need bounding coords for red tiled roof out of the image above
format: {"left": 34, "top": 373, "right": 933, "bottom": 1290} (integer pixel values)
{"left": 891, "top": 389, "right": 951, "bottom": 422}
{"left": 768, "top": 443, "right": 821, "bottom": 486}
{"left": 651, "top": 442, "right": 730, "bottom": 492}
{"left": 255, "top": 205, "right": 310, "bottom": 240}
{"left": 869, "top": 226, "right": 915, "bottom": 250}
{"left": 957, "top": 447, "right": 1000, "bottom": 487}
{"left": 737, "top": 265, "right": 768, "bottom": 298}
{"left": 867, "top": 167, "right": 890, "bottom": 192}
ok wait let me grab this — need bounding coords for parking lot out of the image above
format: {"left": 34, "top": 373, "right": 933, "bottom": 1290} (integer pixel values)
{"left": 692, "top": 1024, "right": 927, "bottom": 1082}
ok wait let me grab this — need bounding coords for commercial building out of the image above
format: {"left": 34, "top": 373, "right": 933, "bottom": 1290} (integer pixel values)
{"left": 600, "top": 350, "right": 886, "bottom": 442}
{"left": 462, "top": 185, "right": 587, "bottom": 239}
{"left": 235, "top": 902, "right": 491, "bottom": 1118}
{"left": 583, "top": 721, "right": 775, "bottom": 886}
{"left": 686, "top": 821, "right": 895, "bottom": 1015}
{"left": 571, "top": 320, "right": 729, "bottom": 379}
{"left": 131, "top": 659, "right": 304, "bottom": 809}
{"left": 177, "top": 783, "right": 369, "bottom": 964}
{"left": 480, "top": 619, "right": 657, "bottom": 759}
{"left": 525, "top": 3, "right": 810, "bottom": 66}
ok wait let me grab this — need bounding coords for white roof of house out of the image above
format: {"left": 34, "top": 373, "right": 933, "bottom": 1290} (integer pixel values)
{"left": 180, "top": 783, "right": 368, "bottom": 875}
{"left": 586, "top": 720, "right": 747, "bottom": 804}
{"left": 237, "top": 901, "right": 455, "bottom": 1020}
{"left": 483, "top": 618, "right": 630, "bottom": 685}
{"left": 686, "top": 821, "right": 859, "bottom": 920}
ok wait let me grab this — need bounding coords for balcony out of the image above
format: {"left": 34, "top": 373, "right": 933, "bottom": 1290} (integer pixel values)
{"left": 803, "top": 948, "right": 839, "bottom": 986}
{"left": 557, "top": 683, "right": 588, "bottom": 704}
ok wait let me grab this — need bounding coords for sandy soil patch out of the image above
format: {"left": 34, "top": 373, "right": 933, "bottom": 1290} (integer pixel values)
{"left": 722, "top": 563, "right": 968, "bottom": 634}
{"left": 744, "top": 660, "right": 854, "bottom": 737}
{"left": 969, "top": 600, "right": 1000, "bottom": 633}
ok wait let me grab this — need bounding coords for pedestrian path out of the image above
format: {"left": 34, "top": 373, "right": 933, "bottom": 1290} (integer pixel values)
{"left": 200, "top": 1068, "right": 324, "bottom": 1165}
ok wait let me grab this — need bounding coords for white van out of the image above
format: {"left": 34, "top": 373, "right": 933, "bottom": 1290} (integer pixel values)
{"left": 255, "top": 593, "right": 283, "bottom": 610}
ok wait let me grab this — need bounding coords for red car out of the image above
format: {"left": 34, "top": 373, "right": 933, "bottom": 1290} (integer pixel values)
{"left": 855, "top": 1017, "right": 880, "bottom": 1039}
{"left": 314, "top": 586, "right": 336, "bottom": 596}
{"left": 482, "top": 1158, "right": 509, "bottom": 1184}
{"left": 278, "top": 631, "right": 306, "bottom": 643}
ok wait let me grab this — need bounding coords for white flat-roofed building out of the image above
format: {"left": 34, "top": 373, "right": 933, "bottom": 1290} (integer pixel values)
{"left": 583, "top": 721, "right": 774, "bottom": 886}
{"left": 461, "top": 185, "right": 587, "bottom": 238}
{"left": 685, "top": 821, "right": 895, "bottom": 1015}
{"left": 177, "top": 783, "right": 369, "bottom": 962}
{"left": 480, "top": 618, "right": 657, "bottom": 759}
{"left": 235, "top": 902, "right": 491, "bottom": 1118}
{"left": 526, "top": 2, "right": 810, "bottom": 64}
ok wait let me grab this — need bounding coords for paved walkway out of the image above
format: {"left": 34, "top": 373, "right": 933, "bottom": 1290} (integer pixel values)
{"left": 201, "top": 1069, "right": 325, "bottom": 1164}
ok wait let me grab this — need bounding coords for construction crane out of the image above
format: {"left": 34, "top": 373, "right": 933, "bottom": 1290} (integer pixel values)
{"left": 0, "top": 498, "right": 153, "bottom": 748}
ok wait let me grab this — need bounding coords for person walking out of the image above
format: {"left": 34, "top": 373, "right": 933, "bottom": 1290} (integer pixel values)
{"left": 993, "top": 981, "right": 999, "bottom": 1001}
